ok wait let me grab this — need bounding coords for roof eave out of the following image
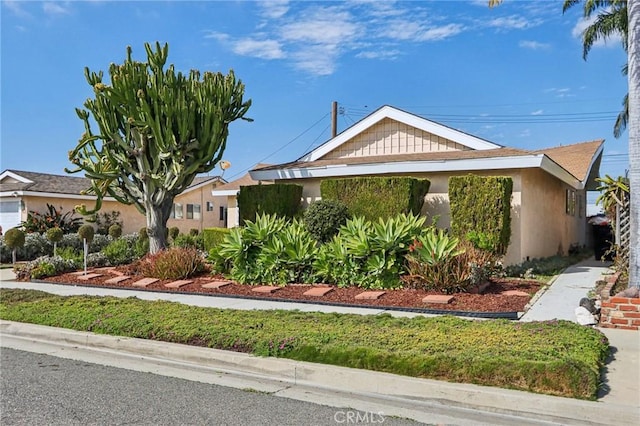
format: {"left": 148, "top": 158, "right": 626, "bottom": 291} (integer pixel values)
{"left": 250, "top": 155, "right": 546, "bottom": 181}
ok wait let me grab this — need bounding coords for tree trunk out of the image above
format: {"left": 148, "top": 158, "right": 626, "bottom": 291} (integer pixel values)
{"left": 146, "top": 200, "right": 173, "bottom": 254}
{"left": 629, "top": 0, "right": 639, "bottom": 287}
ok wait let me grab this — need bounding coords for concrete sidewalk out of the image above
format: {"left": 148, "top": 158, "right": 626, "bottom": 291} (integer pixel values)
{"left": 520, "top": 258, "right": 612, "bottom": 322}
{"left": 1, "top": 261, "right": 639, "bottom": 424}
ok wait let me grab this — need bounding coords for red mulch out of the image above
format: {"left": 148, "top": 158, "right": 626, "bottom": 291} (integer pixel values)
{"left": 36, "top": 266, "right": 543, "bottom": 314}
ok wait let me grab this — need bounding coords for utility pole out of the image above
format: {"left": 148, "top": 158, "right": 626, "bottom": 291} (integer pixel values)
{"left": 331, "top": 101, "right": 338, "bottom": 137}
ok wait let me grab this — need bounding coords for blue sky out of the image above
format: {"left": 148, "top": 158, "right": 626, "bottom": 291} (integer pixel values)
{"left": 0, "top": 0, "right": 630, "bottom": 188}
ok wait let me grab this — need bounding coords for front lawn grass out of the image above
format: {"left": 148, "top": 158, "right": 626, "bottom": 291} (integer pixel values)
{"left": 0, "top": 288, "right": 609, "bottom": 400}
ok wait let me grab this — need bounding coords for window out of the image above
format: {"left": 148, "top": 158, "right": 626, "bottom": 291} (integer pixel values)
{"left": 219, "top": 206, "right": 226, "bottom": 221}
{"left": 187, "top": 204, "right": 201, "bottom": 220}
{"left": 206, "top": 201, "right": 214, "bottom": 212}
{"left": 171, "top": 203, "right": 183, "bottom": 219}
{"left": 565, "top": 189, "right": 576, "bottom": 216}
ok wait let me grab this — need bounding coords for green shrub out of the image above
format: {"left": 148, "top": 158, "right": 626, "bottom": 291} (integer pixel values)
{"left": 449, "top": 175, "right": 512, "bottom": 255}
{"left": 237, "top": 184, "right": 302, "bottom": 225}
{"left": 46, "top": 227, "right": 64, "bottom": 256}
{"left": 77, "top": 225, "right": 95, "bottom": 243}
{"left": 169, "top": 227, "right": 180, "bottom": 240}
{"left": 4, "top": 228, "right": 25, "bottom": 250}
{"left": 14, "top": 255, "right": 78, "bottom": 281}
{"left": 87, "top": 252, "right": 110, "bottom": 268}
{"left": 103, "top": 238, "right": 138, "bottom": 266}
{"left": 303, "top": 199, "right": 350, "bottom": 243}
{"left": 314, "top": 213, "right": 427, "bottom": 289}
{"left": 21, "top": 204, "right": 82, "bottom": 234}
{"left": 4, "top": 228, "right": 25, "bottom": 263}
{"left": 320, "top": 177, "right": 430, "bottom": 221}
{"left": 404, "top": 235, "right": 497, "bottom": 293}
{"left": 31, "top": 262, "right": 57, "bottom": 279}
{"left": 136, "top": 248, "right": 205, "bottom": 280}
{"left": 173, "top": 233, "right": 204, "bottom": 250}
{"left": 189, "top": 228, "right": 199, "bottom": 236}
{"left": 203, "top": 227, "right": 230, "bottom": 252}
{"left": 56, "top": 246, "right": 83, "bottom": 265}
{"left": 108, "top": 224, "right": 122, "bottom": 239}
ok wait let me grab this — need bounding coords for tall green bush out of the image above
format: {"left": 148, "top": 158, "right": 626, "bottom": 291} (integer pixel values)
{"left": 237, "top": 184, "right": 302, "bottom": 225}
{"left": 320, "top": 177, "right": 430, "bottom": 221}
{"left": 203, "top": 227, "right": 231, "bottom": 252}
{"left": 449, "top": 175, "right": 512, "bottom": 255}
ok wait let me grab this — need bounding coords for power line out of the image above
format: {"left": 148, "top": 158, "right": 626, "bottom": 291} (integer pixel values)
{"left": 225, "top": 112, "right": 330, "bottom": 180}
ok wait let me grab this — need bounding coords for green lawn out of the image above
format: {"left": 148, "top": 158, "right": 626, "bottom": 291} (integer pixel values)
{"left": 0, "top": 288, "right": 609, "bottom": 400}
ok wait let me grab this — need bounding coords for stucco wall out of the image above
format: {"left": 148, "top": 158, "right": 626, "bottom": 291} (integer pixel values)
{"left": 520, "top": 169, "right": 587, "bottom": 260}
{"left": 19, "top": 182, "right": 229, "bottom": 236}
{"left": 323, "top": 118, "right": 470, "bottom": 160}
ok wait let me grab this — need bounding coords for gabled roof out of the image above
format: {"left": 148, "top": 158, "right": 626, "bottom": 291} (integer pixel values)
{"left": 0, "top": 170, "right": 91, "bottom": 195}
{"left": 0, "top": 169, "right": 226, "bottom": 198}
{"left": 300, "top": 105, "right": 502, "bottom": 162}
{"left": 533, "top": 140, "right": 603, "bottom": 182}
{"left": 249, "top": 106, "right": 605, "bottom": 190}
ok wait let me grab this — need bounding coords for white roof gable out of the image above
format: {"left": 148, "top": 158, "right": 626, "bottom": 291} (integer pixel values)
{"left": 299, "top": 105, "right": 501, "bottom": 162}
{"left": 0, "top": 170, "right": 33, "bottom": 183}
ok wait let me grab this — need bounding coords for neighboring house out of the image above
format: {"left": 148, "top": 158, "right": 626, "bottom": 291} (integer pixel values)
{"left": 211, "top": 164, "right": 272, "bottom": 228}
{"left": 0, "top": 170, "right": 226, "bottom": 235}
{"left": 250, "top": 105, "right": 604, "bottom": 265}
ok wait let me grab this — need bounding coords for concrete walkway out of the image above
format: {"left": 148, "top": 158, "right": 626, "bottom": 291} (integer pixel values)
{"left": 520, "top": 258, "right": 612, "bottom": 322}
{"left": 1, "top": 260, "right": 639, "bottom": 424}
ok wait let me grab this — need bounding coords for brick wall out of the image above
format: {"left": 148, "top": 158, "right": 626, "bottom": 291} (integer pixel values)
{"left": 599, "top": 273, "right": 640, "bottom": 331}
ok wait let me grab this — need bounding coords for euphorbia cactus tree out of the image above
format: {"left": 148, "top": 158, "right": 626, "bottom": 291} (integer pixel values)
{"left": 67, "top": 42, "right": 251, "bottom": 253}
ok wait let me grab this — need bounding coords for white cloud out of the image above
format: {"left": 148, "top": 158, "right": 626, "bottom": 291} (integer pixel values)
{"left": 291, "top": 44, "right": 339, "bottom": 76}
{"left": 356, "top": 49, "right": 402, "bottom": 60}
{"left": 204, "top": 31, "right": 230, "bottom": 42}
{"left": 43, "top": 1, "right": 71, "bottom": 15}
{"left": 531, "top": 109, "right": 544, "bottom": 115}
{"left": 519, "top": 40, "right": 550, "bottom": 50}
{"left": 380, "top": 20, "right": 463, "bottom": 42}
{"left": 280, "top": 8, "right": 360, "bottom": 45}
{"left": 260, "top": 0, "right": 289, "bottom": 19}
{"left": 518, "top": 129, "right": 531, "bottom": 137}
{"left": 3, "top": 1, "right": 30, "bottom": 17}
{"left": 544, "top": 87, "right": 573, "bottom": 98}
{"left": 232, "top": 38, "right": 285, "bottom": 60}
{"left": 488, "top": 15, "right": 540, "bottom": 30}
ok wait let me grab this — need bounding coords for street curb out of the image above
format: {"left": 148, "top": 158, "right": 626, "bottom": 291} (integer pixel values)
{"left": 1, "top": 320, "right": 638, "bottom": 426}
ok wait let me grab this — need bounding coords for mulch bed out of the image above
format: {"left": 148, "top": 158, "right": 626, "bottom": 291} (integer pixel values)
{"left": 36, "top": 266, "right": 544, "bottom": 316}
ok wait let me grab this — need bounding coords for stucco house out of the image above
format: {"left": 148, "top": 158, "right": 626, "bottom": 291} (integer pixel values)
{"left": 0, "top": 169, "right": 227, "bottom": 235}
{"left": 211, "top": 164, "right": 273, "bottom": 228}
{"left": 249, "top": 105, "right": 604, "bottom": 265}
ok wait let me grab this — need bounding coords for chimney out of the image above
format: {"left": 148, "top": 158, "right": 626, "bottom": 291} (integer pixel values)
{"left": 331, "top": 101, "right": 338, "bottom": 138}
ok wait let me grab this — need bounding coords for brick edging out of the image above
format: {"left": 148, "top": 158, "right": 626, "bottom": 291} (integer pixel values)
{"left": 599, "top": 272, "right": 640, "bottom": 331}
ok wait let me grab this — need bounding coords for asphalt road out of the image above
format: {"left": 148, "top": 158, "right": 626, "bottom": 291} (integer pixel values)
{"left": 1, "top": 348, "right": 422, "bottom": 426}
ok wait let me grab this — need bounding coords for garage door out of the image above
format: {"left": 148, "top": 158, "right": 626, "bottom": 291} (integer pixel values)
{"left": 0, "top": 201, "right": 21, "bottom": 233}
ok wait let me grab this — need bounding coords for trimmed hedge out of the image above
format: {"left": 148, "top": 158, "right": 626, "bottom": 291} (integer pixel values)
{"left": 237, "top": 184, "right": 303, "bottom": 225}
{"left": 203, "top": 227, "right": 231, "bottom": 252}
{"left": 449, "top": 175, "right": 513, "bottom": 255}
{"left": 320, "top": 177, "right": 430, "bottom": 221}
